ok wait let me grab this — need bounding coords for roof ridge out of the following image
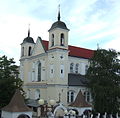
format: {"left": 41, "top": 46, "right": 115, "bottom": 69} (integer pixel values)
{"left": 69, "top": 45, "right": 94, "bottom": 51}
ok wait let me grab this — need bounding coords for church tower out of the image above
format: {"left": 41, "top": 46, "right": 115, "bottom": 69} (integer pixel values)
{"left": 48, "top": 6, "right": 69, "bottom": 50}
{"left": 20, "top": 26, "right": 35, "bottom": 59}
{"left": 47, "top": 6, "right": 70, "bottom": 84}
{"left": 46, "top": 7, "right": 70, "bottom": 105}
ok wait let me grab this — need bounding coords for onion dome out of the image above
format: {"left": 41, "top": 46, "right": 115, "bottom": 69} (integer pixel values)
{"left": 48, "top": 20, "right": 69, "bottom": 31}
{"left": 23, "top": 37, "right": 34, "bottom": 43}
{"left": 22, "top": 26, "right": 35, "bottom": 44}
{"left": 48, "top": 5, "right": 69, "bottom": 31}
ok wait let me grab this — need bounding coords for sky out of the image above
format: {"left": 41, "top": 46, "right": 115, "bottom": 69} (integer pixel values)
{"left": 0, "top": 0, "right": 120, "bottom": 65}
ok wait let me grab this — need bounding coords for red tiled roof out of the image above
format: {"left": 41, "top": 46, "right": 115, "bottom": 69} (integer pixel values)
{"left": 42, "top": 40, "right": 49, "bottom": 50}
{"left": 68, "top": 45, "right": 94, "bottom": 59}
{"left": 42, "top": 40, "right": 94, "bottom": 59}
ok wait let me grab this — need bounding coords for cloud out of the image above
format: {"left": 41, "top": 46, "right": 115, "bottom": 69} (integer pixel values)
{"left": 0, "top": 14, "right": 51, "bottom": 64}
{"left": 0, "top": 0, "right": 120, "bottom": 65}
{"left": 67, "top": 0, "right": 120, "bottom": 51}
{"left": 103, "top": 37, "right": 120, "bottom": 51}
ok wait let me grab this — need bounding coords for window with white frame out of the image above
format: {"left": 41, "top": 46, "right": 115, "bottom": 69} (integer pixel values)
{"left": 71, "top": 91, "right": 74, "bottom": 102}
{"left": 84, "top": 91, "right": 90, "bottom": 102}
{"left": 75, "top": 63, "right": 79, "bottom": 73}
{"left": 70, "top": 63, "right": 74, "bottom": 73}
{"left": 67, "top": 91, "right": 75, "bottom": 103}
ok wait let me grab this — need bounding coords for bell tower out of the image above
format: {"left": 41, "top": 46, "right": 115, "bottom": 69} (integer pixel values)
{"left": 48, "top": 6, "right": 69, "bottom": 50}
{"left": 47, "top": 7, "right": 70, "bottom": 105}
{"left": 47, "top": 6, "right": 70, "bottom": 85}
{"left": 20, "top": 25, "right": 35, "bottom": 59}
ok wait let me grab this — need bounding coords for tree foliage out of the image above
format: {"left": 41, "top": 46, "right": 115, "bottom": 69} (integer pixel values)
{"left": 86, "top": 49, "right": 120, "bottom": 114}
{"left": 0, "top": 55, "right": 24, "bottom": 109}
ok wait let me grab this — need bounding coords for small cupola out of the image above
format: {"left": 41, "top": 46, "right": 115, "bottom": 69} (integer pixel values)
{"left": 22, "top": 27, "right": 35, "bottom": 44}
{"left": 20, "top": 25, "right": 35, "bottom": 58}
{"left": 48, "top": 5, "right": 70, "bottom": 50}
{"left": 48, "top": 6, "right": 69, "bottom": 31}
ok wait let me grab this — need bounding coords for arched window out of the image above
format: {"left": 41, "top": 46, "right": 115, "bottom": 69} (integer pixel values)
{"left": 60, "top": 33, "right": 64, "bottom": 46}
{"left": 51, "top": 34, "right": 54, "bottom": 46}
{"left": 70, "top": 63, "right": 74, "bottom": 73}
{"left": 38, "top": 62, "right": 41, "bottom": 81}
{"left": 71, "top": 92, "right": 74, "bottom": 102}
{"left": 22, "top": 47, "right": 24, "bottom": 57}
{"left": 84, "top": 91, "right": 90, "bottom": 102}
{"left": 28, "top": 46, "right": 32, "bottom": 56}
{"left": 86, "top": 92, "right": 90, "bottom": 102}
{"left": 75, "top": 63, "right": 79, "bottom": 73}
{"left": 67, "top": 91, "right": 75, "bottom": 103}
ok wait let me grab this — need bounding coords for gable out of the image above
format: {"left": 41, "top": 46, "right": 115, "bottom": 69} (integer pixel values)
{"left": 32, "top": 37, "right": 46, "bottom": 56}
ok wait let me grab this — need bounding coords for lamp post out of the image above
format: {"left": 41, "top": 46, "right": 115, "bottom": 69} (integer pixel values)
{"left": 38, "top": 99, "right": 55, "bottom": 117}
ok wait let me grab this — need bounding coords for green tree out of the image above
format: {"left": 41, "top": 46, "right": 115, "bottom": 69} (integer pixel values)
{"left": 86, "top": 49, "right": 120, "bottom": 114}
{"left": 0, "top": 55, "right": 24, "bottom": 109}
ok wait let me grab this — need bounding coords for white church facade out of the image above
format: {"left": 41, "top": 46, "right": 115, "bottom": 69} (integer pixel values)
{"left": 19, "top": 10, "right": 94, "bottom": 110}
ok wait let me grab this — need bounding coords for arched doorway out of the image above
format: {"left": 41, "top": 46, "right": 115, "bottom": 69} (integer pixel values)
{"left": 17, "top": 114, "right": 30, "bottom": 118}
{"left": 72, "top": 109, "right": 79, "bottom": 115}
{"left": 54, "top": 104, "right": 67, "bottom": 118}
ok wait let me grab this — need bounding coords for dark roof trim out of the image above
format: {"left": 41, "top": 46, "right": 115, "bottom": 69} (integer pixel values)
{"left": 48, "top": 21, "right": 69, "bottom": 31}
{"left": 68, "top": 73, "right": 89, "bottom": 86}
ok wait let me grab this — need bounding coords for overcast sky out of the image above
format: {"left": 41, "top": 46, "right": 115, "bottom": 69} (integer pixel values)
{"left": 0, "top": 0, "right": 120, "bottom": 65}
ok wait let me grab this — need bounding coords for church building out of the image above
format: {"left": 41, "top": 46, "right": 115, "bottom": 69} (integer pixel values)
{"left": 19, "top": 9, "right": 94, "bottom": 110}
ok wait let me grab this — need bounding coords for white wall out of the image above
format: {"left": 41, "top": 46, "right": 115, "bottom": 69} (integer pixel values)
{"left": 1, "top": 111, "right": 32, "bottom": 118}
{"left": 77, "top": 107, "right": 92, "bottom": 116}
{"left": 13, "top": 111, "right": 32, "bottom": 118}
{"left": 1, "top": 111, "right": 12, "bottom": 118}
{"left": 68, "top": 56, "right": 89, "bottom": 75}
{"left": 69, "top": 107, "right": 92, "bottom": 116}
